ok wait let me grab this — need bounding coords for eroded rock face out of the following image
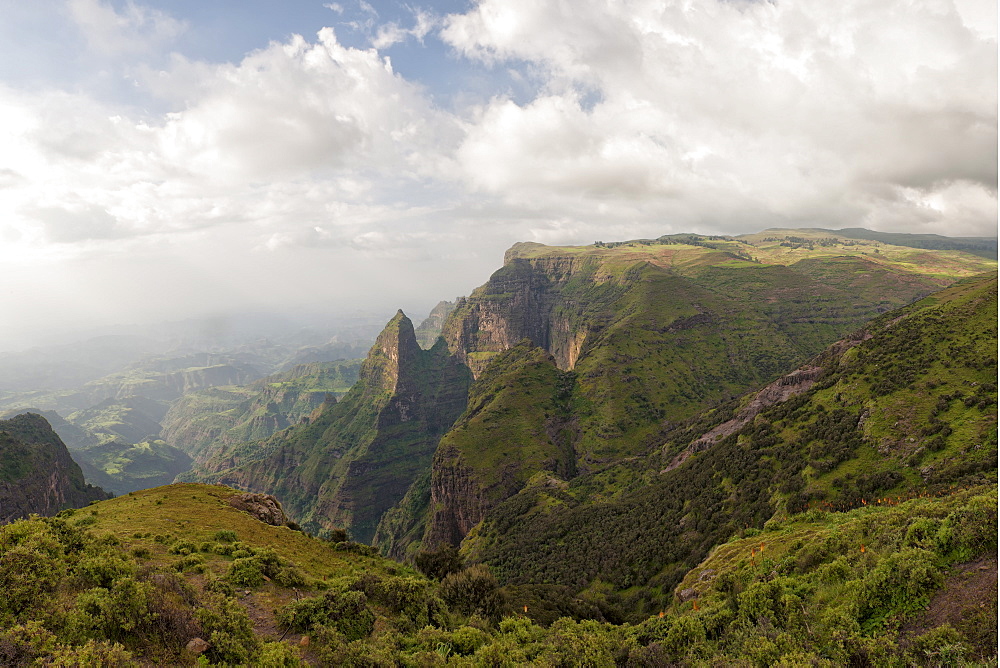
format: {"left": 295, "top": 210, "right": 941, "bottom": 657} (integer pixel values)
{"left": 423, "top": 449, "right": 488, "bottom": 548}
{"left": 227, "top": 492, "right": 288, "bottom": 526}
{"left": 442, "top": 257, "right": 597, "bottom": 376}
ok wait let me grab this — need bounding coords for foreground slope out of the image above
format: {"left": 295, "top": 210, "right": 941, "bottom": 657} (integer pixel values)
{"left": 0, "top": 481, "right": 993, "bottom": 665}
{"left": 460, "top": 273, "right": 997, "bottom": 612}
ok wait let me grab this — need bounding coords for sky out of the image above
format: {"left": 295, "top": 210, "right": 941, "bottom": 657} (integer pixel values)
{"left": 0, "top": 0, "right": 996, "bottom": 351}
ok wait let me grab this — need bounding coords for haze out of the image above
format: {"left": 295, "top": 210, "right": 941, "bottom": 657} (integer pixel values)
{"left": 0, "top": 0, "right": 995, "bottom": 352}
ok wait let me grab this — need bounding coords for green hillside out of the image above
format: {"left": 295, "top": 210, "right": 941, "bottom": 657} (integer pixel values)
{"left": 375, "top": 234, "right": 995, "bottom": 557}
{"left": 461, "top": 274, "right": 997, "bottom": 613}
{"left": 164, "top": 359, "right": 362, "bottom": 469}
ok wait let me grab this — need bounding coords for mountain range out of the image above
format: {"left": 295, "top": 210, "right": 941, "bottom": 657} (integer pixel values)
{"left": 0, "top": 226, "right": 995, "bottom": 665}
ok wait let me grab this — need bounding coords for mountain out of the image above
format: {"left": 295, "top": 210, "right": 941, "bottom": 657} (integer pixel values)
{"left": 163, "top": 359, "right": 362, "bottom": 468}
{"left": 458, "top": 273, "right": 997, "bottom": 612}
{"left": 196, "top": 231, "right": 994, "bottom": 558}
{"left": 377, "top": 233, "right": 995, "bottom": 557}
{"left": 196, "top": 312, "right": 471, "bottom": 543}
{"left": 415, "top": 300, "right": 457, "bottom": 349}
{"left": 0, "top": 413, "right": 109, "bottom": 522}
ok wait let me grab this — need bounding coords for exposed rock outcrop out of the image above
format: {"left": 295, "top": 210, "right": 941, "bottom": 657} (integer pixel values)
{"left": 227, "top": 492, "right": 288, "bottom": 526}
{"left": 203, "top": 311, "right": 471, "bottom": 544}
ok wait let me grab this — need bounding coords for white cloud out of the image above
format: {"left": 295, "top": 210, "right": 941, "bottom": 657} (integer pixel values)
{"left": 442, "top": 0, "right": 997, "bottom": 235}
{"left": 0, "top": 0, "right": 994, "bottom": 350}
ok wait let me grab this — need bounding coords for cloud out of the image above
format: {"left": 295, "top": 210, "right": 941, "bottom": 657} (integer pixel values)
{"left": 67, "top": 0, "right": 185, "bottom": 56}
{"left": 372, "top": 9, "right": 439, "bottom": 49}
{"left": 152, "top": 28, "right": 453, "bottom": 184}
{"left": 0, "top": 0, "right": 994, "bottom": 351}
{"left": 442, "top": 0, "right": 998, "bottom": 235}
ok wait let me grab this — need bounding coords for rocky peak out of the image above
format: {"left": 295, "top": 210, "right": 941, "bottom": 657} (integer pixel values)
{"left": 357, "top": 310, "right": 422, "bottom": 394}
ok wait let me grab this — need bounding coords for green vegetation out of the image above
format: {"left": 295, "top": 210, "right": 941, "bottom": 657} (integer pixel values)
{"left": 72, "top": 439, "right": 193, "bottom": 496}
{"left": 163, "top": 359, "right": 362, "bottom": 467}
{"left": 461, "top": 274, "right": 997, "bottom": 614}
{"left": 0, "top": 481, "right": 992, "bottom": 665}
{"left": 191, "top": 313, "right": 471, "bottom": 544}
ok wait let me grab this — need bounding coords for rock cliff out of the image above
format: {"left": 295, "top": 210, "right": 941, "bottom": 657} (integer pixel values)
{"left": 0, "top": 413, "right": 109, "bottom": 523}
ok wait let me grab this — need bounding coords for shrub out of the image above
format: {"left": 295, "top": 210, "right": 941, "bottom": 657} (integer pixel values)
{"left": 277, "top": 589, "right": 375, "bottom": 641}
{"left": 74, "top": 553, "right": 136, "bottom": 588}
{"left": 195, "top": 594, "right": 261, "bottom": 665}
{"left": 47, "top": 639, "right": 135, "bottom": 667}
{"left": 910, "top": 625, "right": 971, "bottom": 666}
{"left": 0, "top": 539, "right": 66, "bottom": 616}
{"left": 226, "top": 558, "right": 265, "bottom": 588}
{"left": 440, "top": 565, "right": 505, "bottom": 620}
{"left": 213, "top": 530, "right": 238, "bottom": 543}
{"left": 414, "top": 544, "right": 464, "bottom": 580}
{"left": 69, "top": 578, "right": 156, "bottom": 644}
{"left": 0, "top": 621, "right": 57, "bottom": 666}
{"left": 175, "top": 554, "right": 206, "bottom": 573}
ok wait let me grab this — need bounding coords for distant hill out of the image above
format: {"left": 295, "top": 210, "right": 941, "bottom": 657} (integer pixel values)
{"left": 833, "top": 227, "right": 998, "bottom": 259}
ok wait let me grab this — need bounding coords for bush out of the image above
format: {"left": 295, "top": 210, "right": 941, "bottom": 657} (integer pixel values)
{"left": 277, "top": 589, "right": 375, "bottom": 641}
{"left": 69, "top": 578, "right": 156, "bottom": 644}
{"left": 226, "top": 558, "right": 265, "bottom": 587}
{"left": 47, "top": 639, "right": 135, "bottom": 667}
{"left": 440, "top": 565, "right": 505, "bottom": 619}
{"left": 213, "top": 530, "right": 238, "bottom": 543}
{"left": 414, "top": 544, "right": 464, "bottom": 580}
{"left": 74, "top": 553, "right": 136, "bottom": 588}
{"left": 195, "top": 594, "right": 261, "bottom": 665}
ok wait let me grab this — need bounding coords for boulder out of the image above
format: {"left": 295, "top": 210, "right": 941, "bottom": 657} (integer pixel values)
{"left": 227, "top": 492, "right": 288, "bottom": 526}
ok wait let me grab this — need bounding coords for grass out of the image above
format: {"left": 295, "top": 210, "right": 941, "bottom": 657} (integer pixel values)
{"left": 88, "top": 483, "right": 408, "bottom": 582}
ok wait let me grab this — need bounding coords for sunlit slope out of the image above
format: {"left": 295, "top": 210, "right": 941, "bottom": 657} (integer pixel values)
{"left": 641, "top": 484, "right": 997, "bottom": 665}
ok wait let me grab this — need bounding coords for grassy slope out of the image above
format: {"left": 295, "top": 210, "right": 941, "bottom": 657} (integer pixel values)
{"left": 393, "top": 237, "right": 994, "bottom": 559}
{"left": 73, "top": 440, "right": 193, "bottom": 496}
{"left": 3, "top": 481, "right": 991, "bottom": 666}
{"left": 163, "top": 360, "right": 362, "bottom": 465}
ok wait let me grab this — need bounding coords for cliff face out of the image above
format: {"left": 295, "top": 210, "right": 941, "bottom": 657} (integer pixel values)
{"left": 415, "top": 300, "right": 457, "bottom": 349}
{"left": 441, "top": 257, "right": 603, "bottom": 375}
{"left": 0, "top": 413, "right": 109, "bottom": 523}
{"left": 417, "top": 342, "right": 577, "bottom": 550}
